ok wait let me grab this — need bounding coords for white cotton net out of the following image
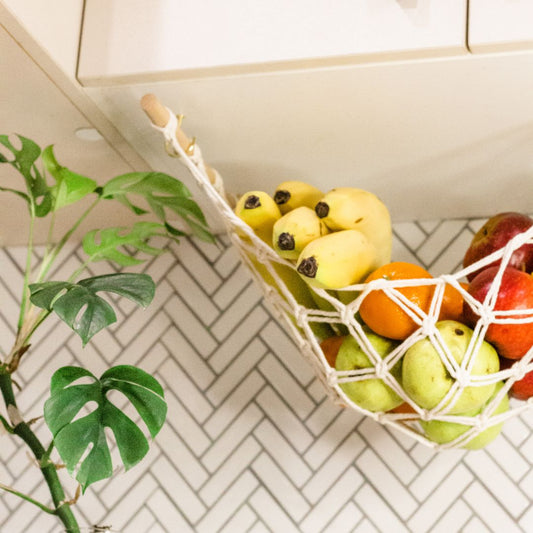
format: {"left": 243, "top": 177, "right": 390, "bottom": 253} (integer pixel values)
{"left": 152, "top": 109, "right": 533, "bottom": 450}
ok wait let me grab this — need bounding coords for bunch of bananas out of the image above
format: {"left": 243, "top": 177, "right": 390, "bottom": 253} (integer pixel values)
{"left": 234, "top": 180, "right": 392, "bottom": 290}
{"left": 233, "top": 180, "right": 393, "bottom": 341}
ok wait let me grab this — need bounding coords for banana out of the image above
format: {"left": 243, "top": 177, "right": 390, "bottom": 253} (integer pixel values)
{"left": 273, "top": 180, "right": 324, "bottom": 214}
{"left": 235, "top": 190, "right": 334, "bottom": 341}
{"left": 296, "top": 229, "right": 377, "bottom": 290}
{"left": 273, "top": 206, "right": 330, "bottom": 260}
{"left": 315, "top": 187, "right": 392, "bottom": 267}
{"left": 234, "top": 190, "right": 281, "bottom": 243}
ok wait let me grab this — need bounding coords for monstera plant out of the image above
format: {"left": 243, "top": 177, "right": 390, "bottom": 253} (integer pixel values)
{"left": 0, "top": 134, "right": 213, "bottom": 531}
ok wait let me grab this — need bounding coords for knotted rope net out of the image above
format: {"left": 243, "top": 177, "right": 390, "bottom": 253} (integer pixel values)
{"left": 149, "top": 105, "right": 533, "bottom": 450}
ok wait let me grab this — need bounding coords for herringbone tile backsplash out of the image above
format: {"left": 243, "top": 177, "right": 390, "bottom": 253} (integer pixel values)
{"left": 2, "top": 218, "right": 533, "bottom": 532}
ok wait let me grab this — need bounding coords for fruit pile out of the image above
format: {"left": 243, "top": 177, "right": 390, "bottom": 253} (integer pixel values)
{"left": 233, "top": 181, "right": 533, "bottom": 450}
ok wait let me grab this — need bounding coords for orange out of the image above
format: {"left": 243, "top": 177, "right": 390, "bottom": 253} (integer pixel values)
{"left": 319, "top": 335, "right": 346, "bottom": 367}
{"left": 439, "top": 281, "right": 469, "bottom": 322}
{"left": 359, "top": 262, "right": 434, "bottom": 340}
{"left": 389, "top": 401, "right": 417, "bottom": 414}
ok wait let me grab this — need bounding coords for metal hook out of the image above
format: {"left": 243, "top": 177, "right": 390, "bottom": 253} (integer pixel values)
{"left": 186, "top": 137, "right": 197, "bottom": 156}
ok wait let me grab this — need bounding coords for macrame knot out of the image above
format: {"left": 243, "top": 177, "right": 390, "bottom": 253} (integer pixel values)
{"left": 374, "top": 360, "right": 388, "bottom": 380}
{"left": 455, "top": 367, "right": 471, "bottom": 388}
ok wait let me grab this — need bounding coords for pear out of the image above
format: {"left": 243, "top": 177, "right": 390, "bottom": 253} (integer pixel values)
{"left": 402, "top": 320, "right": 500, "bottom": 414}
{"left": 335, "top": 328, "right": 403, "bottom": 412}
{"left": 420, "top": 381, "right": 509, "bottom": 450}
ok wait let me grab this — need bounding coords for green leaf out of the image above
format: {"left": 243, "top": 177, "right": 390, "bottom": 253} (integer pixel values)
{"left": 101, "top": 171, "right": 214, "bottom": 243}
{"left": 44, "top": 365, "right": 167, "bottom": 492}
{"left": 41, "top": 145, "right": 98, "bottom": 209}
{"left": 0, "top": 134, "right": 52, "bottom": 215}
{"left": 82, "top": 221, "right": 171, "bottom": 267}
{"left": 29, "top": 273, "right": 156, "bottom": 345}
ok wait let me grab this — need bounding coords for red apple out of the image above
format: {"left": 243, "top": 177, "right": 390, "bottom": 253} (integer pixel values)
{"left": 500, "top": 356, "right": 533, "bottom": 400}
{"left": 463, "top": 266, "right": 533, "bottom": 360}
{"left": 510, "top": 368, "right": 533, "bottom": 400}
{"left": 463, "top": 212, "right": 533, "bottom": 282}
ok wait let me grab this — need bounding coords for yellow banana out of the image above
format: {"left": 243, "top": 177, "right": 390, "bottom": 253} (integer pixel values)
{"left": 273, "top": 180, "right": 324, "bottom": 214}
{"left": 315, "top": 187, "right": 392, "bottom": 267}
{"left": 273, "top": 206, "right": 330, "bottom": 260}
{"left": 234, "top": 190, "right": 281, "bottom": 243}
{"left": 296, "top": 229, "right": 377, "bottom": 290}
{"left": 235, "top": 191, "right": 334, "bottom": 341}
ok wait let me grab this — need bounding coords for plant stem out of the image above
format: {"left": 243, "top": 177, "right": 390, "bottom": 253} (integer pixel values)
{"left": 36, "top": 196, "right": 101, "bottom": 283}
{"left": 17, "top": 202, "right": 36, "bottom": 331}
{"left": 0, "top": 373, "right": 80, "bottom": 532}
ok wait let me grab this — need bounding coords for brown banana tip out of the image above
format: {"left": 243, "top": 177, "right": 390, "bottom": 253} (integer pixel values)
{"left": 297, "top": 257, "right": 318, "bottom": 278}
{"left": 273, "top": 190, "right": 290, "bottom": 205}
{"left": 244, "top": 195, "right": 261, "bottom": 209}
{"left": 315, "top": 202, "right": 329, "bottom": 218}
{"left": 277, "top": 232, "right": 295, "bottom": 251}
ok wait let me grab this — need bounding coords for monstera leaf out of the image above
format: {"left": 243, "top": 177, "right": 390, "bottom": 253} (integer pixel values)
{"left": 82, "top": 222, "right": 170, "bottom": 266}
{"left": 41, "top": 145, "right": 97, "bottom": 209}
{"left": 101, "top": 171, "right": 213, "bottom": 242}
{"left": 44, "top": 365, "right": 167, "bottom": 492}
{"left": 0, "top": 134, "right": 52, "bottom": 216}
{"left": 29, "top": 273, "right": 155, "bottom": 345}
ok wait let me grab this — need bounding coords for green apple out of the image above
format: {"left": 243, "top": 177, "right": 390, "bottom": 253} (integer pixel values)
{"left": 335, "top": 328, "right": 403, "bottom": 412}
{"left": 402, "top": 320, "right": 500, "bottom": 414}
{"left": 420, "top": 381, "right": 509, "bottom": 450}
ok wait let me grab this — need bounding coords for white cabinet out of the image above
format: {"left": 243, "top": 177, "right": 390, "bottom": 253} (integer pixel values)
{"left": 0, "top": 0, "right": 83, "bottom": 78}
{"left": 78, "top": 0, "right": 467, "bottom": 85}
{"left": 469, "top": 0, "right": 533, "bottom": 52}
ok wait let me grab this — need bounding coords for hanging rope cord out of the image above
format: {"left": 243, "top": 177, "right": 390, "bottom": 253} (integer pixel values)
{"left": 146, "top": 99, "right": 533, "bottom": 449}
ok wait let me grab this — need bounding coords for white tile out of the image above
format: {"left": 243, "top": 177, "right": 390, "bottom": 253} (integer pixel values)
{"left": 354, "top": 484, "right": 410, "bottom": 533}
{"left": 256, "top": 386, "right": 314, "bottom": 453}
{"left": 195, "top": 472, "right": 259, "bottom": 533}
{"left": 252, "top": 452, "right": 310, "bottom": 521}
{"left": 304, "top": 409, "right": 362, "bottom": 469}
{"left": 258, "top": 353, "right": 316, "bottom": 419}
{"left": 248, "top": 487, "right": 301, "bottom": 533}
{"left": 146, "top": 488, "right": 194, "bottom": 533}
{"left": 407, "top": 464, "right": 473, "bottom": 532}
{"left": 464, "top": 450, "right": 530, "bottom": 518}
{"left": 355, "top": 449, "right": 418, "bottom": 520}
{"left": 358, "top": 417, "right": 420, "bottom": 483}
{"left": 161, "top": 327, "right": 215, "bottom": 389}
{"left": 431, "top": 499, "right": 472, "bottom": 533}
{"left": 409, "top": 448, "right": 467, "bottom": 501}
{"left": 159, "top": 357, "right": 214, "bottom": 423}
{"left": 463, "top": 481, "right": 523, "bottom": 533}
{"left": 300, "top": 467, "right": 363, "bottom": 533}
{"left": 167, "top": 263, "right": 220, "bottom": 324}
{"left": 206, "top": 338, "right": 267, "bottom": 405}
{"left": 322, "top": 501, "right": 363, "bottom": 533}
{"left": 208, "top": 309, "right": 270, "bottom": 374}
{"left": 303, "top": 433, "right": 365, "bottom": 504}
{"left": 253, "top": 419, "right": 312, "bottom": 487}
{"left": 199, "top": 436, "right": 261, "bottom": 506}
{"left": 201, "top": 404, "right": 264, "bottom": 473}
{"left": 219, "top": 505, "right": 257, "bottom": 533}
{"left": 204, "top": 371, "right": 265, "bottom": 439}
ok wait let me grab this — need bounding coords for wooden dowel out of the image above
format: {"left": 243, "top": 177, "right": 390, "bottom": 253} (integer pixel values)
{"left": 141, "top": 93, "right": 219, "bottom": 187}
{"left": 141, "top": 93, "right": 193, "bottom": 153}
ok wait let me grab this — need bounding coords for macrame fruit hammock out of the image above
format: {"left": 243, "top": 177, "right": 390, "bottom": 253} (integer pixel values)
{"left": 141, "top": 94, "right": 533, "bottom": 451}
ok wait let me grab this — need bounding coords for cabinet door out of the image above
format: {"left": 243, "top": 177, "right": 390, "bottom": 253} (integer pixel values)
{"left": 78, "top": 0, "right": 467, "bottom": 85}
{"left": 469, "top": 0, "right": 533, "bottom": 52}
